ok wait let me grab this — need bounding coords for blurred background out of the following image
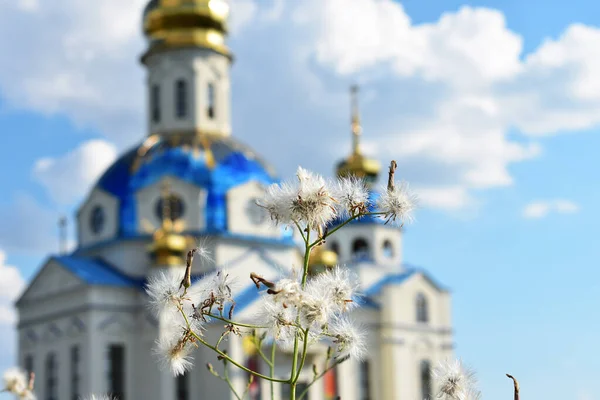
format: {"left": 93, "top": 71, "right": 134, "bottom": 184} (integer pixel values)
{"left": 1, "top": 0, "right": 600, "bottom": 399}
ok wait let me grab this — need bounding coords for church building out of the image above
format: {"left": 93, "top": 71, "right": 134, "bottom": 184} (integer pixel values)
{"left": 16, "top": 1, "right": 454, "bottom": 399}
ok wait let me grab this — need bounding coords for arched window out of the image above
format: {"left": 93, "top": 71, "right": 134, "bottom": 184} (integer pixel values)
{"left": 352, "top": 238, "right": 369, "bottom": 261}
{"left": 151, "top": 84, "right": 161, "bottom": 123}
{"left": 46, "top": 353, "right": 58, "bottom": 400}
{"left": 329, "top": 241, "right": 340, "bottom": 255}
{"left": 420, "top": 360, "right": 432, "bottom": 400}
{"left": 382, "top": 239, "right": 394, "bottom": 258}
{"left": 207, "top": 82, "right": 215, "bottom": 119}
{"left": 176, "top": 372, "right": 189, "bottom": 400}
{"left": 175, "top": 79, "right": 188, "bottom": 118}
{"left": 416, "top": 293, "right": 429, "bottom": 323}
{"left": 155, "top": 194, "right": 185, "bottom": 221}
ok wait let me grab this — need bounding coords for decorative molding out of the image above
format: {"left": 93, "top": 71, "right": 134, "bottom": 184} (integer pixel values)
{"left": 18, "top": 304, "right": 143, "bottom": 329}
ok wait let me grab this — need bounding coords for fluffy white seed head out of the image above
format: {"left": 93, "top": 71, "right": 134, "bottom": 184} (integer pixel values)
{"left": 2, "top": 368, "right": 28, "bottom": 394}
{"left": 271, "top": 278, "right": 303, "bottom": 307}
{"left": 305, "top": 267, "right": 359, "bottom": 313}
{"left": 155, "top": 336, "right": 194, "bottom": 377}
{"left": 377, "top": 182, "right": 418, "bottom": 225}
{"left": 258, "top": 297, "right": 298, "bottom": 349}
{"left": 328, "top": 317, "right": 366, "bottom": 360}
{"left": 258, "top": 167, "right": 338, "bottom": 230}
{"left": 145, "top": 270, "right": 185, "bottom": 316}
{"left": 434, "top": 359, "right": 481, "bottom": 400}
{"left": 333, "top": 177, "right": 370, "bottom": 218}
{"left": 299, "top": 292, "right": 332, "bottom": 330}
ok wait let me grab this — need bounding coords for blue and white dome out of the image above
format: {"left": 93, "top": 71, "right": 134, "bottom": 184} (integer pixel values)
{"left": 78, "top": 134, "right": 291, "bottom": 249}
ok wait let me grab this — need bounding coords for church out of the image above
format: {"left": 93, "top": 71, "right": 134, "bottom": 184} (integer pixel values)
{"left": 16, "top": 1, "right": 454, "bottom": 399}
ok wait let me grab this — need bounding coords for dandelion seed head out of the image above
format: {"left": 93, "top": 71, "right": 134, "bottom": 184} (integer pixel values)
{"left": 299, "top": 293, "right": 332, "bottom": 330}
{"left": 333, "top": 177, "right": 370, "bottom": 218}
{"left": 434, "top": 359, "right": 480, "bottom": 400}
{"left": 329, "top": 317, "right": 366, "bottom": 360}
{"left": 292, "top": 167, "right": 337, "bottom": 229}
{"left": 155, "top": 336, "right": 194, "bottom": 377}
{"left": 306, "top": 267, "right": 359, "bottom": 313}
{"left": 145, "top": 270, "right": 185, "bottom": 316}
{"left": 271, "top": 278, "right": 302, "bottom": 307}
{"left": 257, "top": 182, "right": 295, "bottom": 225}
{"left": 2, "top": 367, "right": 27, "bottom": 394}
{"left": 377, "top": 182, "right": 418, "bottom": 225}
{"left": 258, "top": 297, "right": 297, "bottom": 349}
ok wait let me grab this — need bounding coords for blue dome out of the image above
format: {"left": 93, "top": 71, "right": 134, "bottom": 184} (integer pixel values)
{"left": 95, "top": 135, "right": 279, "bottom": 238}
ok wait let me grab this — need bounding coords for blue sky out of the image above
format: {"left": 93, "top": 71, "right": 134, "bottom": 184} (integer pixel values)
{"left": 1, "top": 0, "right": 600, "bottom": 399}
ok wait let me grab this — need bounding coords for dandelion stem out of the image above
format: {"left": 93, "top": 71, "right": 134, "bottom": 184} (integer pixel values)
{"left": 311, "top": 212, "right": 386, "bottom": 247}
{"left": 223, "top": 358, "right": 243, "bottom": 400}
{"left": 270, "top": 342, "right": 276, "bottom": 400}
{"left": 179, "top": 306, "right": 288, "bottom": 383}
{"left": 506, "top": 374, "right": 520, "bottom": 400}
{"left": 204, "top": 313, "right": 268, "bottom": 329}
{"left": 293, "top": 329, "right": 310, "bottom": 383}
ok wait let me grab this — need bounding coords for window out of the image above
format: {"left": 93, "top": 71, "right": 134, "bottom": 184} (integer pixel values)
{"left": 90, "top": 206, "right": 105, "bottom": 235}
{"left": 416, "top": 293, "right": 429, "bottom": 323}
{"left": 420, "top": 360, "right": 432, "bottom": 400}
{"left": 246, "top": 355, "right": 261, "bottom": 400}
{"left": 175, "top": 79, "right": 187, "bottom": 119}
{"left": 45, "top": 353, "right": 58, "bottom": 400}
{"left": 151, "top": 84, "right": 161, "bottom": 123}
{"left": 329, "top": 241, "right": 340, "bottom": 255}
{"left": 176, "top": 373, "right": 189, "bottom": 400}
{"left": 358, "top": 361, "right": 371, "bottom": 400}
{"left": 155, "top": 194, "right": 185, "bottom": 221}
{"left": 352, "top": 238, "right": 369, "bottom": 261}
{"left": 382, "top": 239, "right": 394, "bottom": 258}
{"left": 24, "top": 355, "right": 33, "bottom": 377}
{"left": 207, "top": 82, "right": 215, "bottom": 119}
{"left": 71, "top": 346, "right": 80, "bottom": 400}
{"left": 108, "top": 345, "right": 125, "bottom": 400}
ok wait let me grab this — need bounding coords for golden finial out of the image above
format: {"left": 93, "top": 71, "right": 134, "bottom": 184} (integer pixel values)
{"left": 199, "top": 132, "right": 216, "bottom": 169}
{"left": 335, "top": 85, "right": 381, "bottom": 185}
{"left": 147, "top": 178, "right": 190, "bottom": 266}
{"left": 350, "top": 84, "right": 362, "bottom": 156}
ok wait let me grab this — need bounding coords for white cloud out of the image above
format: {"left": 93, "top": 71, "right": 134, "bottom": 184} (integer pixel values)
{"left": 523, "top": 200, "right": 580, "bottom": 219}
{"left": 32, "top": 139, "right": 118, "bottom": 205}
{"left": 2, "top": 1, "right": 600, "bottom": 211}
{"left": 0, "top": 251, "right": 26, "bottom": 325}
{"left": 0, "top": 0, "right": 146, "bottom": 148}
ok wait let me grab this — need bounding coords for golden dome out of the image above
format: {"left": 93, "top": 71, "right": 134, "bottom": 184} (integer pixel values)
{"left": 142, "top": 0, "right": 231, "bottom": 62}
{"left": 308, "top": 246, "right": 338, "bottom": 275}
{"left": 147, "top": 180, "right": 192, "bottom": 266}
{"left": 336, "top": 85, "right": 381, "bottom": 184}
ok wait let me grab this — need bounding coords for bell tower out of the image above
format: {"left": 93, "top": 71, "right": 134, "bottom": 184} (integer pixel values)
{"left": 141, "top": 0, "right": 233, "bottom": 138}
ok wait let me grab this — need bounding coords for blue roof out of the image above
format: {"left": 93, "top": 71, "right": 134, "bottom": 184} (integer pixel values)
{"left": 363, "top": 266, "right": 448, "bottom": 297}
{"left": 54, "top": 256, "right": 144, "bottom": 287}
{"left": 87, "top": 135, "right": 290, "bottom": 243}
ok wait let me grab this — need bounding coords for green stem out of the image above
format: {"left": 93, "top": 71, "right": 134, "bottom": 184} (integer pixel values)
{"left": 310, "top": 212, "right": 386, "bottom": 247}
{"left": 204, "top": 313, "right": 268, "bottom": 329}
{"left": 293, "top": 329, "right": 310, "bottom": 383}
{"left": 224, "top": 359, "right": 243, "bottom": 400}
{"left": 270, "top": 343, "right": 276, "bottom": 400}
{"left": 179, "top": 306, "right": 289, "bottom": 383}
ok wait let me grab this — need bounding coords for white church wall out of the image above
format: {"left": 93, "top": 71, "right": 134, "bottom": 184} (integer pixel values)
{"left": 192, "top": 50, "right": 231, "bottom": 135}
{"left": 226, "top": 180, "right": 281, "bottom": 239}
{"left": 77, "top": 188, "right": 119, "bottom": 248}
{"left": 85, "top": 239, "right": 152, "bottom": 278}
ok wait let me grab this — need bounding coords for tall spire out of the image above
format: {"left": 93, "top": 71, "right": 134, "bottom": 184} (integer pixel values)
{"left": 351, "top": 84, "right": 362, "bottom": 156}
{"left": 336, "top": 85, "right": 381, "bottom": 185}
